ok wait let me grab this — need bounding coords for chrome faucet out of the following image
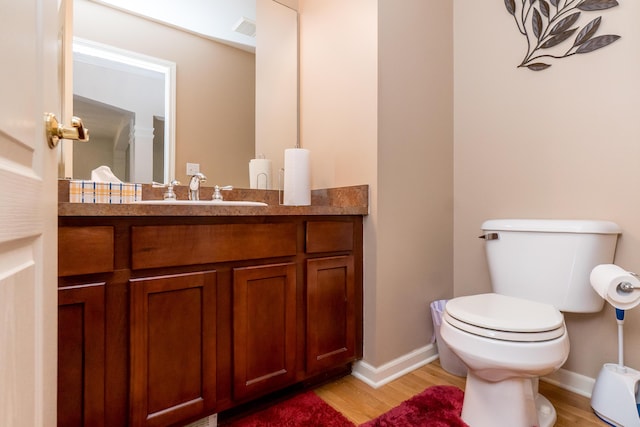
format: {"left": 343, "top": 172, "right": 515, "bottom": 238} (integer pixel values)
{"left": 188, "top": 172, "right": 207, "bottom": 200}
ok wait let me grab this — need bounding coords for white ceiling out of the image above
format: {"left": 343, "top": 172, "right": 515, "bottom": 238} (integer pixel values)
{"left": 90, "top": 0, "right": 257, "bottom": 52}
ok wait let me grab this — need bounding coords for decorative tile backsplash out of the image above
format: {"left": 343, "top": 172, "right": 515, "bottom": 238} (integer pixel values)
{"left": 69, "top": 180, "right": 142, "bottom": 204}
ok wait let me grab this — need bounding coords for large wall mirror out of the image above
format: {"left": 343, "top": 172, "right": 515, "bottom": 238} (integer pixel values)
{"left": 67, "top": 0, "right": 298, "bottom": 187}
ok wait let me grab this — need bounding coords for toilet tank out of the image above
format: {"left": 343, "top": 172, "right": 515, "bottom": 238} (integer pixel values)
{"left": 481, "top": 219, "right": 621, "bottom": 313}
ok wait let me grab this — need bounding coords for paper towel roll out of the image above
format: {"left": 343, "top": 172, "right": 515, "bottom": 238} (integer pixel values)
{"left": 249, "top": 158, "right": 272, "bottom": 189}
{"left": 283, "top": 148, "right": 310, "bottom": 206}
{"left": 590, "top": 264, "right": 640, "bottom": 310}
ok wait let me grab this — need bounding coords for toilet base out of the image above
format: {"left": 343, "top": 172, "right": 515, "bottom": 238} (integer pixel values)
{"left": 536, "top": 393, "right": 557, "bottom": 427}
{"left": 461, "top": 372, "right": 556, "bottom": 427}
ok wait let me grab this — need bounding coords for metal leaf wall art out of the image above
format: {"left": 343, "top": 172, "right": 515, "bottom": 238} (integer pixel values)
{"left": 504, "top": 0, "right": 621, "bottom": 71}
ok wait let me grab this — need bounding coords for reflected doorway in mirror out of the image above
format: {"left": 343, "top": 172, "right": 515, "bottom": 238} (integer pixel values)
{"left": 69, "top": 38, "right": 176, "bottom": 183}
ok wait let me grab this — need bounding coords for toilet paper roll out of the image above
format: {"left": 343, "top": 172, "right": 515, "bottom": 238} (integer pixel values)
{"left": 283, "top": 148, "right": 310, "bottom": 206}
{"left": 590, "top": 264, "right": 640, "bottom": 310}
{"left": 249, "top": 158, "right": 272, "bottom": 189}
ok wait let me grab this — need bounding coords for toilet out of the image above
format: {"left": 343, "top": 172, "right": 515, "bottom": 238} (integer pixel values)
{"left": 440, "top": 219, "right": 621, "bottom": 427}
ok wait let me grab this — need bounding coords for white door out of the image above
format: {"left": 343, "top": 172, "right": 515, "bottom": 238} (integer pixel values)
{"left": 0, "top": 0, "right": 61, "bottom": 425}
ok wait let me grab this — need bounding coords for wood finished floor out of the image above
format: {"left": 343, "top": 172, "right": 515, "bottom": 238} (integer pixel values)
{"left": 313, "top": 360, "right": 605, "bottom": 426}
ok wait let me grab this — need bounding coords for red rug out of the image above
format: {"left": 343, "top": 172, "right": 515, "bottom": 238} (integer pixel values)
{"left": 224, "top": 385, "right": 467, "bottom": 427}
{"left": 362, "top": 385, "right": 467, "bottom": 427}
{"left": 224, "top": 391, "right": 354, "bottom": 426}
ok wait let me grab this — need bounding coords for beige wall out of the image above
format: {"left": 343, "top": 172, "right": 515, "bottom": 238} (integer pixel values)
{"left": 299, "top": 0, "right": 453, "bottom": 367}
{"left": 454, "top": 2, "right": 640, "bottom": 378}
{"left": 375, "top": 0, "right": 453, "bottom": 366}
{"left": 74, "top": 0, "right": 255, "bottom": 187}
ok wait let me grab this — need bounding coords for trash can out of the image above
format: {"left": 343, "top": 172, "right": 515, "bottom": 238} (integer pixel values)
{"left": 430, "top": 299, "right": 467, "bottom": 377}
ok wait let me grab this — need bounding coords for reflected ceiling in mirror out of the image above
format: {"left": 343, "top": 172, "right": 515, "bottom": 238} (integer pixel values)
{"left": 89, "top": 0, "right": 257, "bottom": 52}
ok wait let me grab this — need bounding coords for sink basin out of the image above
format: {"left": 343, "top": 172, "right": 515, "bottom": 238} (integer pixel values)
{"left": 133, "top": 199, "right": 268, "bottom": 207}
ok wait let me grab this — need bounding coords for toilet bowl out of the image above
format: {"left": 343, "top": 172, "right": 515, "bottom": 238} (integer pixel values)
{"left": 439, "top": 218, "right": 621, "bottom": 427}
{"left": 441, "top": 293, "right": 570, "bottom": 427}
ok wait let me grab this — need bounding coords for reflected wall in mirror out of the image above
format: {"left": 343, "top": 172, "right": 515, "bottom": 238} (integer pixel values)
{"left": 255, "top": 0, "right": 299, "bottom": 188}
{"left": 69, "top": 0, "right": 298, "bottom": 187}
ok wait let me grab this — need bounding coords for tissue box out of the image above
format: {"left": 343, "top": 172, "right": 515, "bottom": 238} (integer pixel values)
{"left": 69, "top": 180, "right": 142, "bottom": 204}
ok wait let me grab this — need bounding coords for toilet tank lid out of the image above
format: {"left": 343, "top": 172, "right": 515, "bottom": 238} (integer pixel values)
{"left": 482, "top": 219, "right": 621, "bottom": 234}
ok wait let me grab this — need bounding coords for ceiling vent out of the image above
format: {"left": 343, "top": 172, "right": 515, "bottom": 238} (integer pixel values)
{"left": 233, "top": 17, "right": 256, "bottom": 38}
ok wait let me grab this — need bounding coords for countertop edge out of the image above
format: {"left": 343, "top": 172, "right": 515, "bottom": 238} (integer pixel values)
{"left": 58, "top": 204, "right": 369, "bottom": 217}
{"left": 58, "top": 183, "right": 369, "bottom": 217}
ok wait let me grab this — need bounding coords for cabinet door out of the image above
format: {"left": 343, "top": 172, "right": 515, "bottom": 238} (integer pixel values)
{"left": 233, "top": 263, "right": 296, "bottom": 401}
{"left": 130, "top": 271, "right": 216, "bottom": 427}
{"left": 58, "top": 283, "right": 105, "bottom": 427}
{"left": 306, "top": 256, "right": 356, "bottom": 373}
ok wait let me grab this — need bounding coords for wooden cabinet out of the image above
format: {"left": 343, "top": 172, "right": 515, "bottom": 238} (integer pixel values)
{"left": 57, "top": 283, "right": 106, "bottom": 427}
{"left": 232, "top": 263, "right": 297, "bottom": 400}
{"left": 58, "top": 215, "right": 362, "bottom": 426}
{"left": 305, "top": 221, "right": 360, "bottom": 374}
{"left": 306, "top": 256, "right": 356, "bottom": 373}
{"left": 58, "top": 226, "right": 113, "bottom": 427}
{"left": 129, "top": 272, "right": 217, "bottom": 427}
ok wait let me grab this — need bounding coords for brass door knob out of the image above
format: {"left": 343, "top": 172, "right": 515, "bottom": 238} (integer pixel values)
{"left": 45, "top": 112, "right": 90, "bottom": 148}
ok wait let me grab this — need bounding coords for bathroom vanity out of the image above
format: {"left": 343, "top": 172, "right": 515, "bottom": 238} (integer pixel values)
{"left": 57, "top": 183, "right": 367, "bottom": 427}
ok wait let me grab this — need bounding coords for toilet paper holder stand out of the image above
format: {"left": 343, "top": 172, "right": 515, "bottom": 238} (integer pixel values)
{"left": 591, "top": 270, "right": 640, "bottom": 427}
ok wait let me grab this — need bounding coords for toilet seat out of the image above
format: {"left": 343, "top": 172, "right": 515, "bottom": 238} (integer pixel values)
{"left": 444, "top": 293, "right": 565, "bottom": 342}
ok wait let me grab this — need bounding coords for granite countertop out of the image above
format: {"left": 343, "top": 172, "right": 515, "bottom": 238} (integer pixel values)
{"left": 58, "top": 181, "right": 369, "bottom": 217}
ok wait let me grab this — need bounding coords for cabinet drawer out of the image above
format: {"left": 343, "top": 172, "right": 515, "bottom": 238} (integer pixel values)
{"left": 59, "top": 226, "right": 114, "bottom": 276}
{"left": 131, "top": 223, "right": 297, "bottom": 270}
{"left": 306, "top": 221, "right": 353, "bottom": 253}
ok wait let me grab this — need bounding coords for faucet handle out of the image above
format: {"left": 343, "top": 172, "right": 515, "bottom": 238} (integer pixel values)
{"left": 152, "top": 180, "right": 180, "bottom": 200}
{"left": 212, "top": 185, "right": 233, "bottom": 200}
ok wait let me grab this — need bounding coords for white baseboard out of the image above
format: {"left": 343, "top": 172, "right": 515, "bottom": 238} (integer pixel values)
{"left": 542, "top": 367, "right": 596, "bottom": 398}
{"left": 353, "top": 345, "right": 596, "bottom": 399}
{"left": 352, "top": 344, "right": 439, "bottom": 389}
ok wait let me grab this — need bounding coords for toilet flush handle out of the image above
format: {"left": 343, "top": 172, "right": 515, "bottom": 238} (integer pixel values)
{"left": 478, "top": 232, "right": 499, "bottom": 240}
